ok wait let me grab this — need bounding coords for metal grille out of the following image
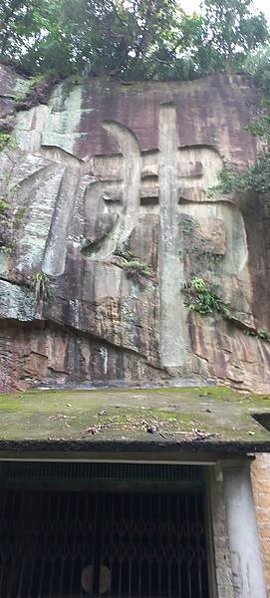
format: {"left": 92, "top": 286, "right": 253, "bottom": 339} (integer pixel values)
{"left": 1, "top": 461, "right": 203, "bottom": 486}
{"left": 0, "top": 488, "right": 209, "bottom": 597}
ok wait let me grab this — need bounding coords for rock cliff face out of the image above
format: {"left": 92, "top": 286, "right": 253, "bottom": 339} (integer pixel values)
{"left": 0, "top": 64, "right": 270, "bottom": 392}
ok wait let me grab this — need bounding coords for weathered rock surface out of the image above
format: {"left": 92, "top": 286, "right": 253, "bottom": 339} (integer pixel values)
{"left": 0, "top": 65, "right": 270, "bottom": 392}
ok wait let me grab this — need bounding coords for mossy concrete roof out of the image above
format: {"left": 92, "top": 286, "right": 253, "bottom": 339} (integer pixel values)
{"left": 0, "top": 386, "right": 269, "bottom": 456}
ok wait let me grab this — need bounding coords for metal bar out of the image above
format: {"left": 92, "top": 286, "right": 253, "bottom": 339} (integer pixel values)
{"left": 195, "top": 494, "right": 203, "bottom": 598}
{"left": 158, "top": 493, "right": 162, "bottom": 596}
{"left": 0, "top": 491, "right": 14, "bottom": 593}
{"left": 6, "top": 491, "right": 24, "bottom": 598}
{"left": 93, "top": 493, "right": 103, "bottom": 595}
{"left": 167, "top": 494, "right": 172, "bottom": 598}
{"left": 107, "top": 492, "right": 115, "bottom": 598}
{"left": 138, "top": 493, "right": 142, "bottom": 597}
{"left": 128, "top": 493, "right": 133, "bottom": 598}
{"left": 36, "top": 491, "right": 51, "bottom": 597}
{"left": 118, "top": 493, "right": 123, "bottom": 597}
{"left": 58, "top": 491, "right": 70, "bottom": 594}
{"left": 185, "top": 493, "right": 192, "bottom": 598}
{"left": 68, "top": 491, "right": 80, "bottom": 595}
{"left": 47, "top": 491, "right": 61, "bottom": 598}
{"left": 177, "top": 495, "right": 182, "bottom": 598}
{"left": 148, "top": 493, "right": 152, "bottom": 598}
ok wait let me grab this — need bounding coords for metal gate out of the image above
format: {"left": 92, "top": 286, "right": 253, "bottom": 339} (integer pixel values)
{"left": 0, "top": 462, "right": 210, "bottom": 597}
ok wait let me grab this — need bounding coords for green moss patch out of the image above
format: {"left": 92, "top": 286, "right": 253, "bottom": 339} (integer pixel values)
{"left": 0, "top": 132, "right": 10, "bottom": 151}
{"left": 0, "top": 386, "right": 269, "bottom": 446}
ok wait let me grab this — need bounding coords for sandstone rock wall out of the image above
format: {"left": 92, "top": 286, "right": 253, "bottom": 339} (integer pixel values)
{"left": 0, "top": 65, "right": 270, "bottom": 391}
{"left": 251, "top": 454, "right": 270, "bottom": 595}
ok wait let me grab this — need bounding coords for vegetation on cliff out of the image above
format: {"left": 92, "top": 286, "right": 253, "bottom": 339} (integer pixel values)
{"left": 0, "top": 0, "right": 268, "bottom": 81}
{"left": 183, "top": 277, "right": 270, "bottom": 343}
{"left": 210, "top": 93, "right": 270, "bottom": 195}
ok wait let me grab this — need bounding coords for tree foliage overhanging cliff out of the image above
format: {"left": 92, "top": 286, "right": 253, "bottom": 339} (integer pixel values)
{"left": 0, "top": 0, "right": 269, "bottom": 81}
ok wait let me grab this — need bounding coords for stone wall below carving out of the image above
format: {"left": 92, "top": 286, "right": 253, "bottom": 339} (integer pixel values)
{"left": 251, "top": 454, "right": 270, "bottom": 596}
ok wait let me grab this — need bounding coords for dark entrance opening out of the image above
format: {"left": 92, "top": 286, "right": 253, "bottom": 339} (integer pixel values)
{"left": 0, "top": 462, "right": 210, "bottom": 598}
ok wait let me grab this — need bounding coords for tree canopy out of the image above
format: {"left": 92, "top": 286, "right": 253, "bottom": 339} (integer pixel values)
{"left": 0, "top": 0, "right": 269, "bottom": 81}
{"left": 201, "top": 0, "right": 268, "bottom": 66}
